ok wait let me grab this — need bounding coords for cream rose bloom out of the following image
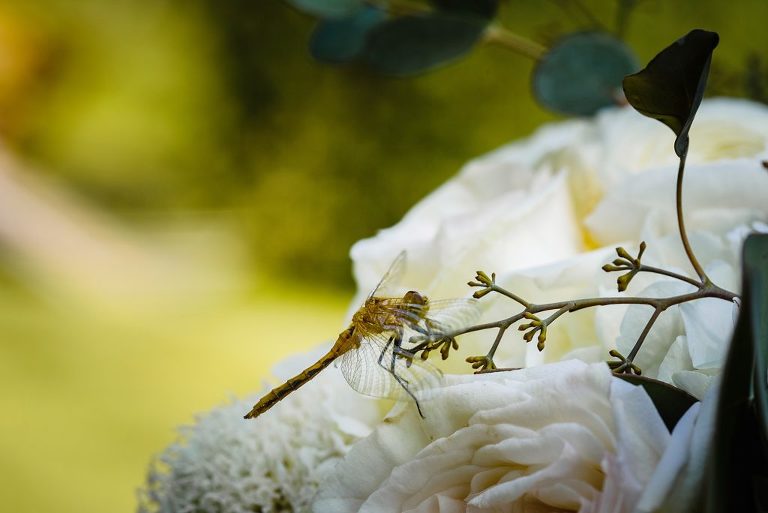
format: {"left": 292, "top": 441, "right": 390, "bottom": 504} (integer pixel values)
{"left": 350, "top": 98, "right": 768, "bottom": 393}
{"left": 313, "top": 360, "right": 673, "bottom": 513}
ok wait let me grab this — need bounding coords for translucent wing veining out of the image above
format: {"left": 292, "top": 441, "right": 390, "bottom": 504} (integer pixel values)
{"left": 337, "top": 331, "right": 443, "bottom": 401}
{"left": 422, "top": 298, "right": 482, "bottom": 334}
{"left": 369, "top": 251, "right": 407, "bottom": 299}
{"left": 382, "top": 298, "right": 481, "bottom": 343}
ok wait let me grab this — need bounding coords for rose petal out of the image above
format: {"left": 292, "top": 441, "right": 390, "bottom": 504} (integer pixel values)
{"left": 679, "top": 298, "right": 738, "bottom": 369}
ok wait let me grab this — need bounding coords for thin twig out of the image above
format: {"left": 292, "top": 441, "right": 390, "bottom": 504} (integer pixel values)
{"left": 626, "top": 306, "right": 663, "bottom": 363}
{"left": 490, "top": 284, "right": 530, "bottom": 308}
{"left": 638, "top": 264, "right": 702, "bottom": 288}
{"left": 615, "top": 0, "right": 636, "bottom": 38}
{"left": 488, "top": 325, "right": 509, "bottom": 360}
{"left": 544, "top": 303, "right": 573, "bottom": 324}
{"left": 438, "top": 281, "right": 738, "bottom": 369}
{"left": 483, "top": 26, "right": 547, "bottom": 60}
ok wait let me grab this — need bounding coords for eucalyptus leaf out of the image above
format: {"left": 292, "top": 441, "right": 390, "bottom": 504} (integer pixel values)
{"left": 622, "top": 29, "right": 719, "bottom": 158}
{"left": 287, "top": 0, "right": 363, "bottom": 19}
{"left": 431, "top": 0, "right": 498, "bottom": 19}
{"left": 310, "top": 6, "right": 385, "bottom": 63}
{"left": 615, "top": 374, "right": 698, "bottom": 431}
{"left": 364, "top": 14, "right": 487, "bottom": 77}
{"left": 704, "top": 234, "right": 768, "bottom": 512}
{"left": 533, "top": 32, "right": 638, "bottom": 117}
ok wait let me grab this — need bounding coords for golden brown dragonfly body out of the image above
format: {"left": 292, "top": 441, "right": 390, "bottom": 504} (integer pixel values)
{"left": 244, "top": 253, "right": 478, "bottom": 419}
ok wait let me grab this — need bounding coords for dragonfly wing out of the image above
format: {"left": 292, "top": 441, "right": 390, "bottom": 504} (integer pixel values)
{"left": 368, "top": 251, "right": 407, "bottom": 299}
{"left": 384, "top": 298, "right": 481, "bottom": 342}
{"left": 424, "top": 298, "right": 482, "bottom": 334}
{"left": 337, "top": 331, "right": 443, "bottom": 401}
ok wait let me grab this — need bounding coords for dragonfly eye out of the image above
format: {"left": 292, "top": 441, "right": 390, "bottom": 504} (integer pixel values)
{"left": 404, "top": 290, "right": 427, "bottom": 306}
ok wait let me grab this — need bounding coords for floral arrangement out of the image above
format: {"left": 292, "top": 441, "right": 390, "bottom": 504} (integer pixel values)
{"left": 138, "top": 4, "right": 768, "bottom": 513}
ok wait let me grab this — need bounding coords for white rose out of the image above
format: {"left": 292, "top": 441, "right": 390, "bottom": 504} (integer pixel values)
{"left": 350, "top": 119, "right": 592, "bottom": 303}
{"left": 586, "top": 98, "right": 768, "bottom": 192}
{"left": 313, "top": 360, "right": 674, "bottom": 513}
{"left": 349, "top": 98, "right": 768, "bottom": 390}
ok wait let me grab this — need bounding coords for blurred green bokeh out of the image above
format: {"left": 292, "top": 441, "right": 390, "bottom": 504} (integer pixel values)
{"left": 1, "top": 1, "right": 768, "bottom": 512}
{"left": 4, "top": 0, "right": 768, "bottom": 285}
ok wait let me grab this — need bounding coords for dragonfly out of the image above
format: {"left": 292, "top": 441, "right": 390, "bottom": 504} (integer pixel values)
{"left": 244, "top": 251, "right": 480, "bottom": 419}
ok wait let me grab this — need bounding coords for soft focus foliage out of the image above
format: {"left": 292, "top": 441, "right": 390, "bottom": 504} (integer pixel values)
{"left": 534, "top": 32, "right": 638, "bottom": 115}
{"left": 4, "top": 0, "right": 768, "bottom": 285}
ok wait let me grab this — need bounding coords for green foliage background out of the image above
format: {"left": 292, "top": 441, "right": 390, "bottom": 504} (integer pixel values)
{"left": 6, "top": 0, "right": 764, "bottom": 288}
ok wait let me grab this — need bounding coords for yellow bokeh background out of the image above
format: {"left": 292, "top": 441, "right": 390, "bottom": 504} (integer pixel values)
{"left": 2, "top": 1, "right": 768, "bottom": 511}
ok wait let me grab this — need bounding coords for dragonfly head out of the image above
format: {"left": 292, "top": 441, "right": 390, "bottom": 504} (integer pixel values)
{"left": 403, "top": 290, "right": 428, "bottom": 308}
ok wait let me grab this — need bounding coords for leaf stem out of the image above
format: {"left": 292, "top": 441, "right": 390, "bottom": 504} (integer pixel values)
{"left": 615, "top": 0, "right": 639, "bottom": 38}
{"left": 676, "top": 153, "right": 709, "bottom": 284}
{"left": 483, "top": 26, "right": 547, "bottom": 60}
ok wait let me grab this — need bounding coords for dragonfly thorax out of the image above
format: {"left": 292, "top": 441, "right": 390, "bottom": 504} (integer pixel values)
{"left": 351, "top": 290, "right": 431, "bottom": 334}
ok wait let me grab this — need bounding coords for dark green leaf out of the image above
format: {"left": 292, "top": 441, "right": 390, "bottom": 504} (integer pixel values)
{"left": 704, "top": 234, "right": 768, "bottom": 513}
{"left": 533, "top": 32, "right": 638, "bottom": 117}
{"left": 287, "top": 0, "right": 363, "bottom": 19}
{"left": 622, "top": 29, "right": 719, "bottom": 158}
{"left": 615, "top": 374, "right": 698, "bottom": 431}
{"left": 364, "top": 14, "right": 487, "bottom": 77}
{"left": 309, "top": 6, "right": 386, "bottom": 63}
{"left": 748, "top": 234, "right": 768, "bottom": 461}
{"left": 431, "top": 0, "right": 498, "bottom": 19}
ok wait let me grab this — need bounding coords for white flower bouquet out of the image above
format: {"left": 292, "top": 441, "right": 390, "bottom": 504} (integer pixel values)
{"left": 139, "top": 21, "right": 768, "bottom": 513}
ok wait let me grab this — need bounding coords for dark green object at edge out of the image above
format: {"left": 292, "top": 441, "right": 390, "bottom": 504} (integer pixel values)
{"left": 622, "top": 29, "right": 719, "bottom": 158}
{"left": 705, "top": 234, "right": 768, "bottom": 513}
{"left": 616, "top": 374, "right": 697, "bottom": 432}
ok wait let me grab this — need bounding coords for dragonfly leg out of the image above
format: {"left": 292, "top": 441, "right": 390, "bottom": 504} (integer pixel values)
{"left": 377, "top": 335, "right": 410, "bottom": 384}
{"left": 376, "top": 333, "right": 425, "bottom": 418}
{"left": 377, "top": 336, "right": 393, "bottom": 368}
{"left": 389, "top": 348, "right": 425, "bottom": 419}
{"left": 390, "top": 330, "right": 415, "bottom": 384}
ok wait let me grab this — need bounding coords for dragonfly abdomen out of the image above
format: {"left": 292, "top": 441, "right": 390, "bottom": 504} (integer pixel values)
{"left": 243, "top": 347, "right": 340, "bottom": 419}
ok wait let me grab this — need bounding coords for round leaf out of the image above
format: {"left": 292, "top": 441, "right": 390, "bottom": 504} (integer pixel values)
{"left": 364, "top": 14, "right": 487, "bottom": 77}
{"left": 623, "top": 29, "right": 719, "bottom": 157}
{"left": 431, "top": 0, "right": 499, "bottom": 19}
{"left": 615, "top": 374, "right": 698, "bottom": 431}
{"left": 309, "top": 6, "right": 386, "bottom": 63}
{"left": 533, "top": 32, "right": 638, "bottom": 117}
{"left": 287, "top": 0, "right": 363, "bottom": 19}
